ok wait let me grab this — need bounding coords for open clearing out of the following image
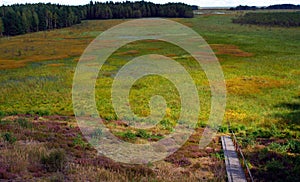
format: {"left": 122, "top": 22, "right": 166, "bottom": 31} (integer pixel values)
{"left": 0, "top": 14, "right": 300, "bottom": 181}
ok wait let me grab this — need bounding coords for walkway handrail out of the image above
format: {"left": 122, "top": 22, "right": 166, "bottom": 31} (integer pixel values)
{"left": 231, "top": 132, "right": 254, "bottom": 182}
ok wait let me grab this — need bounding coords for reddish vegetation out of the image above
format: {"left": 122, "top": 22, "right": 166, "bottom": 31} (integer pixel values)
{"left": 0, "top": 116, "right": 225, "bottom": 181}
{"left": 116, "top": 50, "right": 140, "bottom": 56}
{"left": 211, "top": 44, "right": 253, "bottom": 57}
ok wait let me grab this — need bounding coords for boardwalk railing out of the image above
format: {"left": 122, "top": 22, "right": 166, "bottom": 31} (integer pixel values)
{"left": 231, "top": 132, "right": 254, "bottom": 182}
{"left": 221, "top": 135, "right": 247, "bottom": 182}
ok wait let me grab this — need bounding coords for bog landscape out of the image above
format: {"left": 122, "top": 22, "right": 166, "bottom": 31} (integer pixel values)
{"left": 0, "top": 1, "right": 299, "bottom": 181}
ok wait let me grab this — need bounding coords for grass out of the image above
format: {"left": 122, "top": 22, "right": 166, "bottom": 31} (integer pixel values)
{"left": 0, "top": 14, "right": 299, "bottom": 181}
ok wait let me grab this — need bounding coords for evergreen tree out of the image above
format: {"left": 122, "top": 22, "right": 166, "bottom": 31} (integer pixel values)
{"left": 0, "top": 2, "right": 194, "bottom": 36}
{"left": 32, "top": 11, "right": 39, "bottom": 32}
{"left": 0, "top": 17, "right": 4, "bottom": 36}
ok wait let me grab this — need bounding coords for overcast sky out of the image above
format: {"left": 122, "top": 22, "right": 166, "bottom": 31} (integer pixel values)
{"left": 0, "top": 0, "right": 299, "bottom": 7}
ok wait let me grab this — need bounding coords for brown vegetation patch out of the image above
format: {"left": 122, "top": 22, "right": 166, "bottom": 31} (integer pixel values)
{"left": 165, "top": 54, "right": 178, "bottom": 58}
{"left": 173, "top": 19, "right": 194, "bottom": 27}
{"left": 147, "top": 47, "right": 161, "bottom": 51}
{"left": 116, "top": 50, "right": 140, "bottom": 56}
{"left": 211, "top": 44, "right": 253, "bottom": 57}
{"left": 0, "top": 20, "right": 128, "bottom": 70}
{"left": 47, "top": 63, "right": 65, "bottom": 67}
{"left": 226, "top": 76, "right": 290, "bottom": 95}
{"left": 142, "top": 39, "right": 161, "bottom": 43}
{"left": 0, "top": 116, "right": 225, "bottom": 181}
{"left": 0, "top": 60, "right": 27, "bottom": 69}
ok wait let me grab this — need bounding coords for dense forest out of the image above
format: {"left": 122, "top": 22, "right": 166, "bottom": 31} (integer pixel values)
{"left": 0, "top": 1, "right": 194, "bottom": 36}
{"left": 232, "top": 12, "right": 300, "bottom": 27}
{"left": 230, "top": 4, "right": 300, "bottom": 10}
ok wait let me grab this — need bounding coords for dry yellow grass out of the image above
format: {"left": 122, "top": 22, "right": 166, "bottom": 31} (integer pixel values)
{"left": 225, "top": 110, "right": 248, "bottom": 121}
{"left": 226, "top": 76, "right": 290, "bottom": 95}
{"left": 0, "top": 141, "right": 47, "bottom": 174}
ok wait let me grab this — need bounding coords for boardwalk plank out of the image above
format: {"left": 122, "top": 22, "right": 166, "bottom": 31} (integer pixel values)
{"left": 221, "top": 136, "right": 247, "bottom": 182}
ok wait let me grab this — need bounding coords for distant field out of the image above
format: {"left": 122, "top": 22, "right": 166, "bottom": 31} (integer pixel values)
{"left": 0, "top": 14, "right": 300, "bottom": 181}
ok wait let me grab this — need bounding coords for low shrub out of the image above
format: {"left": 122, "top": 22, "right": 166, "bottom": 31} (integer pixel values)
{"left": 160, "top": 119, "right": 174, "bottom": 131}
{"left": 2, "top": 132, "right": 17, "bottom": 144}
{"left": 16, "top": 118, "right": 32, "bottom": 129}
{"left": 286, "top": 140, "right": 300, "bottom": 153}
{"left": 136, "top": 129, "right": 150, "bottom": 139}
{"left": 268, "top": 142, "right": 288, "bottom": 153}
{"left": 218, "top": 126, "right": 228, "bottom": 133}
{"left": 41, "top": 149, "right": 67, "bottom": 172}
{"left": 73, "top": 135, "right": 88, "bottom": 148}
{"left": 265, "top": 159, "right": 284, "bottom": 173}
{"left": 123, "top": 131, "right": 136, "bottom": 140}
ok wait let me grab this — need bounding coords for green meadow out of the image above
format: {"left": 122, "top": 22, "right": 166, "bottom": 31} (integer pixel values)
{"left": 0, "top": 14, "right": 300, "bottom": 181}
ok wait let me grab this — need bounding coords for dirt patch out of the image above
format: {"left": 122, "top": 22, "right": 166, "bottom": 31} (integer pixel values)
{"left": 226, "top": 76, "right": 290, "bottom": 95}
{"left": 211, "top": 44, "right": 253, "bottom": 57}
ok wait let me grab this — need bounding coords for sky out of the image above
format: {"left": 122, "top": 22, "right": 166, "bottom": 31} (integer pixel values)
{"left": 0, "top": 0, "right": 299, "bottom": 7}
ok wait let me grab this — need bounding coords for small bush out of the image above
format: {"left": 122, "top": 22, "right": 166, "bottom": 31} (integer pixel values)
{"left": 265, "top": 159, "right": 284, "bottom": 173}
{"left": 136, "top": 129, "right": 150, "bottom": 139}
{"left": 41, "top": 149, "right": 67, "bottom": 172}
{"left": 230, "top": 124, "right": 246, "bottom": 133}
{"left": 211, "top": 151, "right": 225, "bottom": 160}
{"left": 196, "top": 121, "right": 206, "bottom": 128}
{"left": 252, "top": 128, "right": 272, "bottom": 138}
{"left": 123, "top": 131, "right": 136, "bottom": 140}
{"left": 16, "top": 118, "right": 32, "bottom": 128}
{"left": 268, "top": 142, "right": 287, "bottom": 153}
{"left": 0, "top": 110, "right": 5, "bottom": 117}
{"left": 160, "top": 119, "right": 173, "bottom": 131}
{"left": 73, "top": 135, "right": 87, "bottom": 148}
{"left": 2, "top": 132, "right": 17, "bottom": 144}
{"left": 240, "top": 136, "right": 255, "bottom": 148}
{"left": 218, "top": 126, "right": 228, "bottom": 133}
{"left": 286, "top": 140, "right": 300, "bottom": 153}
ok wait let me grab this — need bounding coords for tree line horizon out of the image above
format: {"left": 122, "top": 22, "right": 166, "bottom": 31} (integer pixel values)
{"left": 0, "top": 2, "right": 299, "bottom": 37}
{"left": 0, "top": 1, "right": 194, "bottom": 36}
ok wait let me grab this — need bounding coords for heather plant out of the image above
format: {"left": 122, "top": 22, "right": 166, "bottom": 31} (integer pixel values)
{"left": 41, "top": 149, "right": 67, "bottom": 172}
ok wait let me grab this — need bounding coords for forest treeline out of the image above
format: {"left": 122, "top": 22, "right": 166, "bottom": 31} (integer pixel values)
{"left": 0, "top": 1, "right": 194, "bottom": 36}
{"left": 233, "top": 12, "right": 300, "bottom": 27}
{"left": 230, "top": 4, "right": 300, "bottom": 10}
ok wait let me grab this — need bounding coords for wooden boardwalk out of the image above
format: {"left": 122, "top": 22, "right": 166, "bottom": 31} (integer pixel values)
{"left": 221, "top": 136, "right": 247, "bottom": 182}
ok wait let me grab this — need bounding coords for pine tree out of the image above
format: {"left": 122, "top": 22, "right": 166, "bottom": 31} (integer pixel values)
{"left": 32, "top": 11, "right": 39, "bottom": 32}
{"left": 0, "top": 17, "right": 4, "bottom": 36}
{"left": 0, "top": 2, "right": 194, "bottom": 36}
